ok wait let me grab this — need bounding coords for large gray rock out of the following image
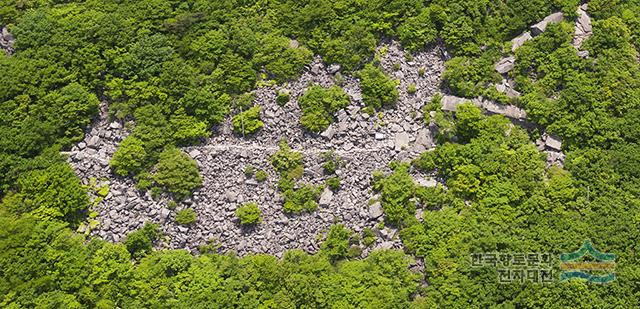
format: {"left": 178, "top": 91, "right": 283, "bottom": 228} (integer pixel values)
{"left": 87, "top": 136, "right": 100, "bottom": 148}
{"left": 531, "top": 12, "right": 564, "bottom": 36}
{"left": 495, "top": 56, "right": 516, "bottom": 74}
{"left": 369, "top": 202, "right": 383, "bottom": 219}
{"left": 545, "top": 135, "right": 562, "bottom": 151}
{"left": 394, "top": 132, "right": 410, "bottom": 151}
{"left": 319, "top": 187, "right": 333, "bottom": 207}
{"left": 573, "top": 5, "right": 592, "bottom": 49}
{"left": 321, "top": 126, "right": 336, "bottom": 139}
{"left": 511, "top": 32, "right": 532, "bottom": 52}
{"left": 441, "top": 95, "right": 468, "bottom": 112}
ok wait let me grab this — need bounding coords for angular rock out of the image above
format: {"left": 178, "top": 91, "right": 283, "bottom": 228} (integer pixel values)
{"left": 495, "top": 56, "right": 516, "bottom": 74}
{"left": 375, "top": 132, "right": 385, "bottom": 140}
{"left": 511, "top": 31, "right": 532, "bottom": 52}
{"left": 320, "top": 126, "right": 336, "bottom": 139}
{"left": 189, "top": 149, "right": 202, "bottom": 158}
{"left": 441, "top": 95, "right": 468, "bottom": 112}
{"left": 545, "top": 135, "right": 562, "bottom": 151}
{"left": 109, "top": 122, "right": 122, "bottom": 129}
{"left": 327, "top": 64, "right": 341, "bottom": 74}
{"left": 319, "top": 187, "right": 333, "bottom": 207}
{"left": 531, "top": 12, "right": 564, "bottom": 36}
{"left": 87, "top": 136, "right": 100, "bottom": 148}
{"left": 394, "top": 132, "right": 410, "bottom": 151}
{"left": 369, "top": 202, "right": 383, "bottom": 219}
{"left": 415, "top": 128, "right": 431, "bottom": 147}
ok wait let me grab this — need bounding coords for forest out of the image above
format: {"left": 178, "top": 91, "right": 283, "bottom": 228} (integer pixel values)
{"left": 1, "top": 0, "right": 639, "bottom": 307}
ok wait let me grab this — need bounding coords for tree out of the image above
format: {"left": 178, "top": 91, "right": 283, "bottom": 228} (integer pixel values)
{"left": 359, "top": 63, "right": 398, "bottom": 110}
{"left": 1, "top": 162, "right": 89, "bottom": 224}
{"left": 320, "top": 224, "right": 353, "bottom": 262}
{"left": 298, "top": 85, "right": 350, "bottom": 132}
{"left": 124, "top": 222, "right": 160, "bottom": 259}
{"left": 153, "top": 148, "right": 202, "bottom": 200}
{"left": 110, "top": 136, "right": 148, "bottom": 176}
{"left": 232, "top": 105, "right": 264, "bottom": 135}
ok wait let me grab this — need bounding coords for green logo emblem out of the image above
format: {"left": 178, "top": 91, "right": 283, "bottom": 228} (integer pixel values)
{"left": 559, "top": 240, "right": 616, "bottom": 284}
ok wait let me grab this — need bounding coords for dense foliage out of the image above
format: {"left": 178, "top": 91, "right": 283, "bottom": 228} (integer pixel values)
{"left": 152, "top": 147, "right": 202, "bottom": 201}
{"left": 235, "top": 202, "right": 262, "bottom": 225}
{"left": 232, "top": 105, "right": 264, "bottom": 135}
{"left": 359, "top": 63, "right": 399, "bottom": 110}
{"left": 298, "top": 85, "right": 350, "bottom": 132}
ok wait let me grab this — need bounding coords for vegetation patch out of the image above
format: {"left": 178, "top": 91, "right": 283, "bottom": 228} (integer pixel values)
{"left": 298, "top": 85, "right": 350, "bottom": 133}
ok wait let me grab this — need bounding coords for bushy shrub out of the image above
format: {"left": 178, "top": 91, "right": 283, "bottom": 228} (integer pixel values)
{"left": 276, "top": 90, "right": 290, "bottom": 106}
{"left": 298, "top": 85, "right": 350, "bottom": 132}
{"left": 232, "top": 92, "right": 256, "bottom": 111}
{"left": 244, "top": 165, "right": 255, "bottom": 177}
{"left": 169, "top": 108, "right": 209, "bottom": 145}
{"left": 407, "top": 83, "right": 417, "bottom": 95}
{"left": 271, "top": 140, "right": 304, "bottom": 179}
{"left": 326, "top": 176, "right": 341, "bottom": 191}
{"left": 255, "top": 170, "right": 268, "bottom": 182}
{"left": 124, "top": 222, "right": 160, "bottom": 259}
{"left": 235, "top": 203, "right": 262, "bottom": 225}
{"left": 321, "top": 151, "right": 342, "bottom": 174}
{"left": 175, "top": 209, "right": 197, "bottom": 226}
{"left": 376, "top": 164, "right": 417, "bottom": 226}
{"left": 362, "top": 227, "right": 377, "bottom": 246}
{"left": 232, "top": 105, "right": 263, "bottom": 135}
{"left": 359, "top": 63, "right": 398, "bottom": 110}
{"left": 110, "top": 136, "right": 148, "bottom": 176}
{"left": 321, "top": 224, "right": 353, "bottom": 262}
{"left": 1, "top": 162, "right": 89, "bottom": 224}
{"left": 397, "top": 8, "right": 438, "bottom": 52}
{"left": 282, "top": 184, "right": 323, "bottom": 214}
{"left": 153, "top": 148, "right": 202, "bottom": 200}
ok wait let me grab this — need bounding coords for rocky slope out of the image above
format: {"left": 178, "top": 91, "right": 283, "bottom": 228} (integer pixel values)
{"left": 68, "top": 41, "right": 446, "bottom": 257}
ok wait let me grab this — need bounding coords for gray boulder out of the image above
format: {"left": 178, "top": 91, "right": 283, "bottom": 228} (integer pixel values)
{"left": 495, "top": 56, "right": 516, "bottom": 74}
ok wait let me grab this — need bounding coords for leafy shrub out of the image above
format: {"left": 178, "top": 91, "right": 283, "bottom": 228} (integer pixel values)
{"left": 110, "top": 136, "right": 148, "bottom": 176}
{"left": 244, "top": 165, "right": 255, "bottom": 177}
{"left": 124, "top": 222, "right": 160, "bottom": 259}
{"left": 413, "top": 151, "right": 436, "bottom": 172}
{"left": 271, "top": 140, "right": 304, "bottom": 179}
{"left": 397, "top": 8, "right": 438, "bottom": 52}
{"left": 407, "top": 83, "right": 417, "bottom": 95}
{"left": 326, "top": 176, "right": 341, "bottom": 191}
{"left": 153, "top": 148, "right": 202, "bottom": 200}
{"left": 276, "top": 90, "right": 290, "bottom": 106}
{"left": 362, "top": 228, "right": 377, "bottom": 246}
{"left": 255, "top": 170, "right": 268, "bottom": 182}
{"left": 233, "top": 93, "right": 256, "bottom": 111}
{"left": 321, "top": 224, "right": 353, "bottom": 262}
{"left": 175, "top": 209, "right": 197, "bottom": 226}
{"left": 298, "top": 85, "right": 350, "bottom": 132}
{"left": 376, "top": 164, "right": 417, "bottom": 226}
{"left": 232, "top": 105, "right": 263, "bottom": 135}
{"left": 263, "top": 40, "right": 314, "bottom": 82}
{"left": 235, "top": 203, "right": 262, "bottom": 225}
{"left": 169, "top": 108, "right": 209, "bottom": 145}
{"left": 282, "top": 184, "right": 323, "bottom": 214}
{"left": 359, "top": 63, "right": 398, "bottom": 110}
{"left": 1, "top": 162, "right": 89, "bottom": 224}
{"left": 321, "top": 151, "right": 342, "bottom": 174}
